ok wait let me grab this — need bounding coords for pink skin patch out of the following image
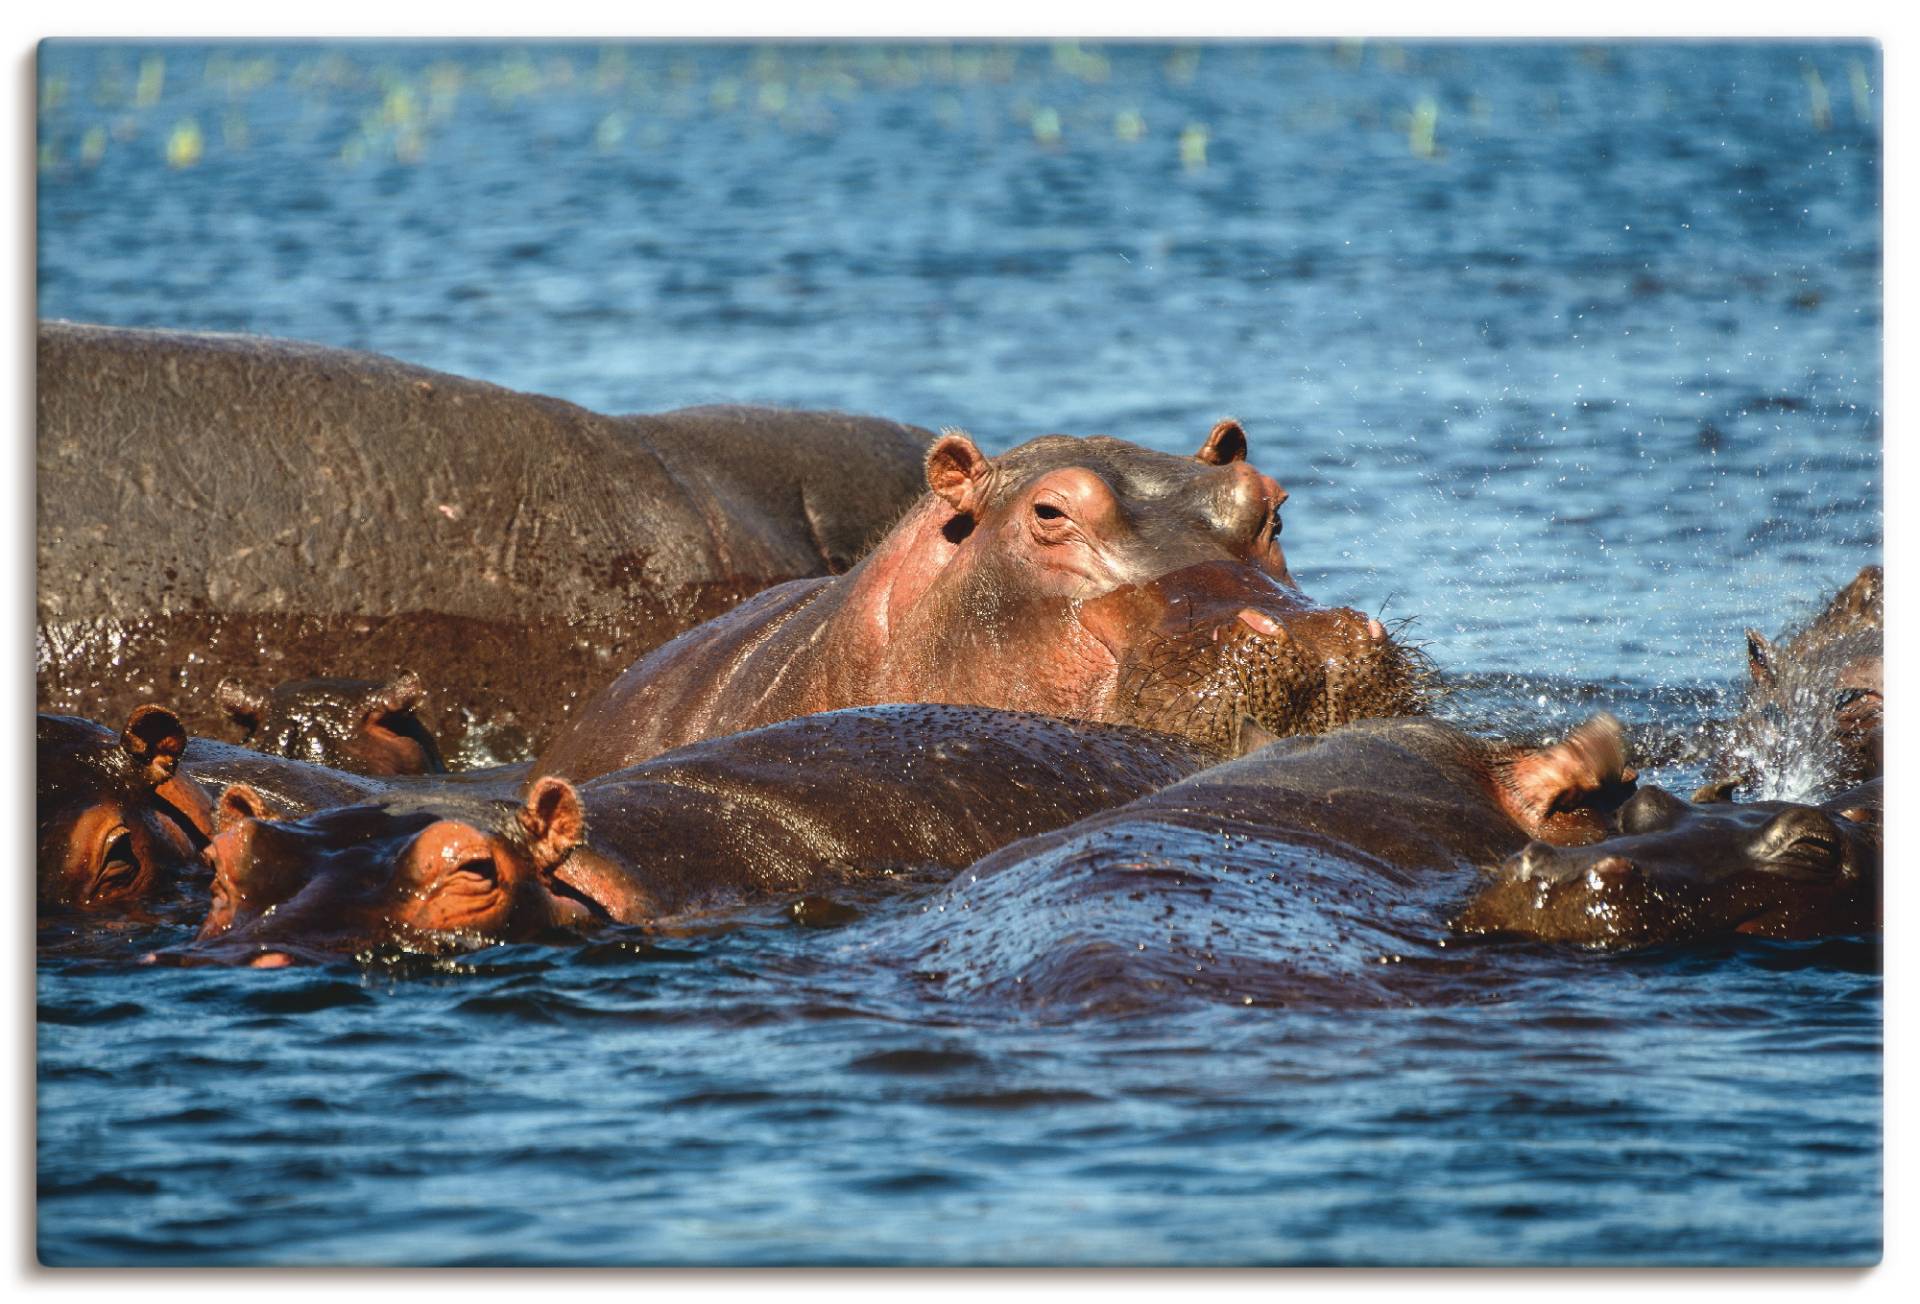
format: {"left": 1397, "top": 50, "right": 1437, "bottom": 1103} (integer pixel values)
{"left": 1236, "top": 608, "right": 1282, "bottom": 638}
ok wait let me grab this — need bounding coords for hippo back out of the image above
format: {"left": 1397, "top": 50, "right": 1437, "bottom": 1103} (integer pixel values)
{"left": 36, "top": 321, "right": 931, "bottom": 763}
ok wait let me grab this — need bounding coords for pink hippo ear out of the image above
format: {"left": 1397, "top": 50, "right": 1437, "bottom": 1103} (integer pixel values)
{"left": 1501, "top": 712, "right": 1636, "bottom": 834}
{"left": 925, "top": 430, "right": 993, "bottom": 516}
{"left": 216, "top": 784, "right": 277, "bottom": 830}
{"left": 121, "top": 705, "right": 189, "bottom": 788}
{"left": 216, "top": 680, "right": 270, "bottom": 737}
{"left": 1745, "top": 629, "right": 1777, "bottom": 688}
{"left": 1195, "top": 418, "right": 1249, "bottom": 466}
{"left": 517, "top": 776, "right": 586, "bottom": 872}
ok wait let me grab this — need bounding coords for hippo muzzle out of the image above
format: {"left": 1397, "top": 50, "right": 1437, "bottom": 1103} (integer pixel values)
{"left": 1083, "top": 560, "right": 1433, "bottom": 752}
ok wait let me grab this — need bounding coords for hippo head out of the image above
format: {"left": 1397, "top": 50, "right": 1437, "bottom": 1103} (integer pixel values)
{"left": 192, "top": 777, "right": 601, "bottom": 964}
{"left": 217, "top": 671, "right": 446, "bottom": 776}
{"left": 36, "top": 707, "right": 214, "bottom": 916}
{"left": 1454, "top": 779, "right": 1881, "bottom": 948}
{"left": 863, "top": 421, "right": 1430, "bottom": 751}
{"left": 1725, "top": 565, "right": 1883, "bottom": 796}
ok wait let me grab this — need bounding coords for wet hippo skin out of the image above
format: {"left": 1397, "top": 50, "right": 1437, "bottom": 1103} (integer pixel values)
{"left": 1718, "top": 564, "right": 1882, "bottom": 798}
{"left": 37, "top": 705, "right": 528, "bottom": 924}
{"left": 1458, "top": 778, "right": 1881, "bottom": 947}
{"left": 36, "top": 320, "right": 933, "bottom": 765}
{"left": 537, "top": 421, "right": 1432, "bottom": 780}
{"left": 216, "top": 671, "right": 446, "bottom": 776}
{"left": 185, "top": 704, "right": 1219, "bottom": 963}
{"left": 890, "top": 714, "right": 1640, "bottom": 1010}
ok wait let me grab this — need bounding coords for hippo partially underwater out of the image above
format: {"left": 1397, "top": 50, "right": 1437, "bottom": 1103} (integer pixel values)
{"left": 36, "top": 704, "right": 516, "bottom": 921}
{"left": 537, "top": 421, "right": 1431, "bottom": 780}
{"left": 1718, "top": 564, "right": 1883, "bottom": 799}
{"left": 1457, "top": 777, "right": 1881, "bottom": 948}
{"left": 215, "top": 672, "right": 446, "bottom": 776}
{"left": 879, "top": 713, "right": 1880, "bottom": 1011}
{"left": 178, "top": 705, "right": 1219, "bottom": 964}
{"left": 37, "top": 321, "right": 933, "bottom": 764}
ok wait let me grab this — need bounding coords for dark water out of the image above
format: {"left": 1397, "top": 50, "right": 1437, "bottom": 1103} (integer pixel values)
{"left": 35, "top": 40, "right": 1881, "bottom": 1265}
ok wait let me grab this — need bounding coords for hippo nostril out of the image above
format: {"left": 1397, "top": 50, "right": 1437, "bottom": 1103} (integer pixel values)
{"left": 1236, "top": 607, "right": 1285, "bottom": 639}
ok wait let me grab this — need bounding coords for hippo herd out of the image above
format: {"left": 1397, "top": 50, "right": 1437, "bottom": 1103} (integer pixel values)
{"left": 36, "top": 321, "right": 1883, "bottom": 991}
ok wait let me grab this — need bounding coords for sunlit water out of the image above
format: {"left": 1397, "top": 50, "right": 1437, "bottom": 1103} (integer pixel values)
{"left": 36, "top": 40, "right": 1881, "bottom": 1265}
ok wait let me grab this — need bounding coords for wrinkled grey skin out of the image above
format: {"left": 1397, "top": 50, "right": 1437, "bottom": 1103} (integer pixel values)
{"left": 37, "top": 321, "right": 932, "bottom": 764}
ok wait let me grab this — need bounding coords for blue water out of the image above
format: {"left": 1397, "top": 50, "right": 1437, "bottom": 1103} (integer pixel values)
{"left": 35, "top": 40, "right": 1881, "bottom": 1265}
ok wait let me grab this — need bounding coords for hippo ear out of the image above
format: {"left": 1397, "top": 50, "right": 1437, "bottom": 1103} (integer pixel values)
{"left": 1840, "top": 564, "right": 1882, "bottom": 610}
{"left": 1745, "top": 629, "right": 1776, "bottom": 688}
{"left": 1195, "top": 418, "right": 1249, "bottom": 466}
{"left": 121, "top": 705, "right": 188, "bottom": 788}
{"left": 518, "top": 777, "right": 586, "bottom": 871}
{"left": 1691, "top": 777, "right": 1742, "bottom": 804}
{"left": 925, "top": 430, "right": 992, "bottom": 516}
{"left": 216, "top": 680, "right": 270, "bottom": 737}
{"left": 216, "top": 784, "right": 277, "bottom": 830}
{"left": 1502, "top": 712, "right": 1635, "bottom": 832}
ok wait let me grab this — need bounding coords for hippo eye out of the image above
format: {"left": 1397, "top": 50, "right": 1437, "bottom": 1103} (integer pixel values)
{"left": 448, "top": 856, "right": 499, "bottom": 888}
{"left": 1833, "top": 687, "right": 1873, "bottom": 710}
{"left": 1268, "top": 507, "right": 1284, "bottom": 537}
{"left": 1755, "top": 815, "right": 1843, "bottom": 875}
{"left": 1765, "top": 835, "right": 1839, "bottom": 874}
{"left": 1033, "top": 501, "right": 1066, "bottom": 522}
{"left": 90, "top": 831, "right": 141, "bottom": 900}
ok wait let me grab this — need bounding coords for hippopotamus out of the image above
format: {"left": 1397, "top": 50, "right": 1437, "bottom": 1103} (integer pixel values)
{"left": 1718, "top": 565, "right": 1882, "bottom": 798}
{"left": 37, "top": 320, "right": 933, "bottom": 765}
{"left": 184, "top": 705, "right": 1217, "bottom": 964}
{"left": 536, "top": 422, "right": 1430, "bottom": 780}
{"left": 37, "top": 709, "right": 212, "bottom": 917}
{"left": 216, "top": 671, "right": 445, "bottom": 775}
{"left": 36, "top": 704, "right": 521, "bottom": 922}
{"left": 1455, "top": 778, "right": 1881, "bottom": 948}
{"left": 883, "top": 714, "right": 1640, "bottom": 1010}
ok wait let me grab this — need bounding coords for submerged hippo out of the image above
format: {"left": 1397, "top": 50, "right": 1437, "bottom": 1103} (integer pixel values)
{"left": 882, "top": 714, "right": 1640, "bottom": 1010}
{"left": 1719, "top": 565, "right": 1882, "bottom": 798}
{"left": 216, "top": 671, "right": 445, "bottom": 776}
{"left": 1456, "top": 778, "right": 1881, "bottom": 948}
{"left": 37, "top": 709, "right": 211, "bottom": 916}
{"left": 186, "top": 705, "right": 1217, "bottom": 963}
{"left": 537, "top": 422, "right": 1430, "bottom": 780}
{"left": 36, "top": 705, "right": 518, "bottom": 922}
{"left": 37, "top": 321, "right": 933, "bottom": 764}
